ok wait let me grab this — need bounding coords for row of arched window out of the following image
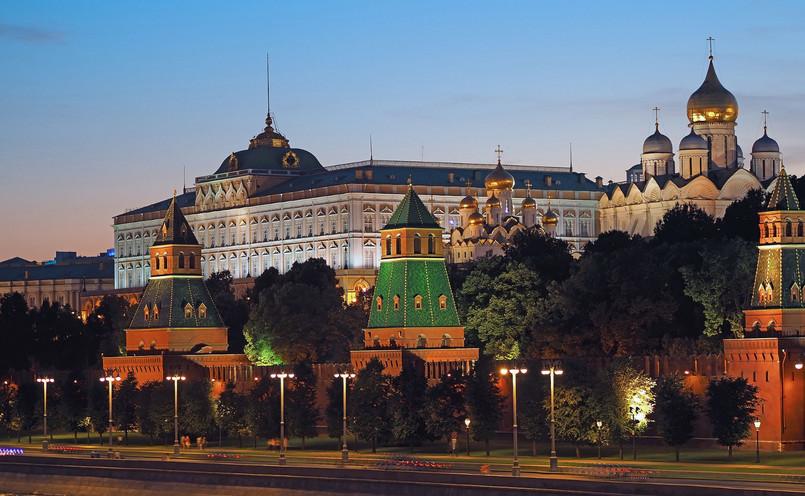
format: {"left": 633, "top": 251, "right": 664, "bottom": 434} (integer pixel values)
{"left": 763, "top": 219, "right": 804, "bottom": 239}
{"left": 385, "top": 233, "right": 437, "bottom": 256}
{"left": 375, "top": 294, "right": 449, "bottom": 311}
{"left": 369, "top": 334, "right": 452, "bottom": 348}
{"left": 153, "top": 252, "right": 196, "bottom": 270}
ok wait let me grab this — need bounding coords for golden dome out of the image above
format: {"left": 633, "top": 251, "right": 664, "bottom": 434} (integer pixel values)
{"left": 460, "top": 195, "right": 478, "bottom": 209}
{"left": 485, "top": 162, "right": 515, "bottom": 190}
{"left": 486, "top": 194, "right": 501, "bottom": 208}
{"left": 521, "top": 196, "right": 537, "bottom": 209}
{"left": 687, "top": 58, "right": 738, "bottom": 123}
{"left": 468, "top": 212, "right": 484, "bottom": 225}
{"left": 541, "top": 208, "right": 558, "bottom": 226}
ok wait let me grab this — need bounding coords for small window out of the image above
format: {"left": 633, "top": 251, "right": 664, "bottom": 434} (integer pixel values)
{"left": 162, "top": 255, "right": 168, "bottom": 269}
{"left": 376, "top": 296, "right": 383, "bottom": 312}
{"left": 198, "top": 303, "right": 207, "bottom": 319}
{"left": 144, "top": 306, "right": 150, "bottom": 320}
{"left": 428, "top": 234, "right": 436, "bottom": 254}
{"left": 189, "top": 253, "right": 195, "bottom": 269}
{"left": 184, "top": 303, "right": 193, "bottom": 319}
{"left": 772, "top": 224, "right": 778, "bottom": 237}
{"left": 766, "top": 371, "right": 770, "bottom": 382}
{"left": 753, "top": 371, "right": 757, "bottom": 382}
{"left": 395, "top": 234, "right": 401, "bottom": 255}
{"left": 438, "top": 295, "right": 447, "bottom": 310}
{"left": 786, "top": 221, "right": 793, "bottom": 237}
{"left": 153, "top": 304, "right": 159, "bottom": 320}
{"left": 179, "top": 253, "right": 185, "bottom": 268}
{"left": 393, "top": 295, "right": 400, "bottom": 311}
{"left": 155, "top": 257, "right": 160, "bottom": 270}
{"left": 799, "top": 220, "right": 803, "bottom": 237}
{"left": 764, "top": 222, "right": 770, "bottom": 238}
{"left": 413, "top": 234, "right": 421, "bottom": 254}
{"left": 386, "top": 236, "right": 392, "bottom": 256}
{"left": 414, "top": 295, "right": 422, "bottom": 310}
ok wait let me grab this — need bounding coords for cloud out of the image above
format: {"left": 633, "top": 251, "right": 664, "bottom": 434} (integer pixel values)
{"left": 0, "top": 23, "right": 63, "bottom": 43}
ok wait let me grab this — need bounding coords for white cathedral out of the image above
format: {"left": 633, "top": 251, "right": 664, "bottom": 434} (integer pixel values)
{"left": 598, "top": 52, "right": 783, "bottom": 236}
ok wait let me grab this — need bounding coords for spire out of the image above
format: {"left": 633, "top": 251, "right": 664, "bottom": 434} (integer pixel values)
{"left": 569, "top": 142, "right": 573, "bottom": 173}
{"left": 153, "top": 195, "right": 199, "bottom": 246}
{"left": 762, "top": 109, "right": 769, "bottom": 135}
{"left": 249, "top": 55, "right": 290, "bottom": 149}
{"left": 383, "top": 185, "right": 440, "bottom": 229}
{"left": 767, "top": 165, "right": 800, "bottom": 211}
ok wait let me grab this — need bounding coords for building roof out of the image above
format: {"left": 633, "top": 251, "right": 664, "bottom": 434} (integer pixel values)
{"left": 213, "top": 146, "right": 324, "bottom": 175}
{"left": 128, "top": 276, "right": 225, "bottom": 329}
{"left": 0, "top": 255, "right": 113, "bottom": 282}
{"left": 767, "top": 166, "right": 799, "bottom": 211}
{"left": 383, "top": 185, "right": 441, "bottom": 229}
{"left": 152, "top": 195, "right": 199, "bottom": 246}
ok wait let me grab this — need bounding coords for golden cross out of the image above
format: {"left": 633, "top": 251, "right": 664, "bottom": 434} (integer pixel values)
{"left": 762, "top": 110, "right": 769, "bottom": 128}
{"left": 494, "top": 145, "right": 504, "bottom": 162}
{"left": 707, "top": 37, "right": 715, "bottom": 57}
{"left": 465, "top": 179, "right": 473, "bottom": 195}
{"left": 524, "top": 179, "right": 532, "bottom": 190}
{"left": 653, "top": 107, "right": 660, "bottom": 124}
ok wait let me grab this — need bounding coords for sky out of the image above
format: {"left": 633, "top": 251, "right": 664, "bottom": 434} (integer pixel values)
{"left": 3, "top": 0, "right": 805, "bottom": 262}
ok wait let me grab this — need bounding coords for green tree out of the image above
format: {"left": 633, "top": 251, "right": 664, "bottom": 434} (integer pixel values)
{"left": 287, "top": 361, "right": 320, "bottom": 449}
{"left": 85, "top": 296, "right": 131, "bottom": 362}
{"left": 0, "top": 382, "right": 16, "bottom": 440}
{"left": 390, "top": 363, "right": 429, "bottom": 452}
{"left": 13, "top": 382, "right": 39, "bottom": 443}
{"left": 680, "top": 239, "right": 756, "bottom": 338}
{"left": 136, "top": 381, "right": 160, "bottom": 445}
{"left": 594, "top": 362, "right": 655, "bottom": 459}
{"left": 179, "top": 379, "right": 214, "bottom": 439}
{"left": 30, "top": 300, "right": 86, "bottom": 371}
{"left": 465, "top": 357, "right": 504, "bottom": 455}
{"left": 247, "top": 378, "right": 279, "bottom": 448}
{"left": 205, "top": 271, "right": 250, "bottom": 353}
{"left": 325, "top": 378, "right": 346, "bottom": 446}
{"left": 87, "top": 380, "right": 109, "bottom": 445}
{"left": 583, "top": 230, "right": 645, "bottom": 255}
{"left": 504, "top": 226, "right": 573, "bottom": 283}
{"left": 147, "top": 382, "right": 174, "bottom": 446}
{"left": 58, "top": 374, "right": 88, "bottom": 444}
{"left": 349, "top": 358, "right": 392, "bottom": 452}
{"left": 425, "top": 369, "right": 467, "bottom": 446}
{"left": 518, "top": 373, "right": 545, "bottom": 456}
{"left": 654, "top": 203, "right": 718, "bottom": 244}
{"left": 114, "top": 372, "right": 139, "bottom": 445}
{"left": 706, "top": 377, "right": 761, "bottom": 458}
{"left": 718, "top": 188, "right": 764, "bottom": 242}
{"left": 654, "top": 375, "right": 699, "bottom": 461}
{"left": 215, "top": 381, "right": 250, "bottom": 447}
{"left": 0, "top": 293, "right": 33, "bottom": 373}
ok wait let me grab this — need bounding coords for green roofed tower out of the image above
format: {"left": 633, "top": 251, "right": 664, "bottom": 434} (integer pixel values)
{"left": 355, "top": 185, "right": 477, "bottom": 377}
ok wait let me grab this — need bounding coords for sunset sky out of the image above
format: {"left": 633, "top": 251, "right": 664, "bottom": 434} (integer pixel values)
{"left": 3, "top": 0, "right": 805, "bottom": 262}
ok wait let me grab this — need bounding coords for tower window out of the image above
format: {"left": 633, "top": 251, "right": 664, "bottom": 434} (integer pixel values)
{"left": 144, "top": 306, "right": 150, "bottom": 320}
{"left": 189, "top": 253, "right": 195, "bottom": 269}
{"left": 395, "top": 234, "right": 401, "bottom": 255}
{"left": 413, "top": 234, "right": 421, "bottom": 254}
{"left": 386, "top": 236, "right": 391, "bottom": 256}
{"left": 184, "top": 303, "right": 193, "bottom": 319}
{"left": 438, "top": 294, "right": 447, "bottom": 310}
{"left": 393, "top": 295, "right": 400, "bottom": 311}
{"left": 153, "top": 304, "right": 159, "bottom": 321}
{"left": 198, "top": 303, "right": 207, "bottom": 319}
{"left": 155, "top": 257, "right": 160, "bottom": 270}
{"left": 179, "top": 253, "right": 185, "bottom": 268}
{"left": 376, "top": 296, "right": 383, "bottom": 312}
{"left": 428, "top": 234, "right": 436, "bottom": 254}
{"left": 414, "top": 295, "right": 422, "bottom": 310}
{"left": 764, "top": 222, "right": 769, "bottom": 238}
{"left": 799, "top": 220, "right": 803, "bottom": 237}
{"left": 786, "top": 220, "right": 792, "bottom": 237}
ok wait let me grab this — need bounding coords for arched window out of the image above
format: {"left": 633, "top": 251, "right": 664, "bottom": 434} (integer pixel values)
{"left": 376, "top": 296, "right": 383, "bottom": 312}
{"left": 395, "top": 234, "right": 401, "bottom": 255}
{"left": 438, "top": 295, "right": 447, "bottom": 310}
{"left": 798, "top": 220, "right": 803, "bottom": 237}
{"left": 153, "top": 304, "right": 159, "bottom": 321}
{"left": 389, "top": 336, "right": 397, "bottom": 348}
{"left": 144, "top": 306, "right": 150, "bottom": 320}
{"left": 393, "top": 295, "right": 400, "bottom": 311}
{"left": 772, "top": 223, "right": 778, "bottom": 237}
{"left": 184, "top": 303, "right": 193, "bottom": 318}
{"left": 417, "top": 334, "right": 427, "bottom": 348}
{"left": 441, "top": 334, "right": 451, "bottom": 347}
{"left": 198, "top": 303, "right": 207, "bottom": 319}
{"left": 189, "top": 253, "right": 195, "bottom": 269}
{"left": 768, "top": 321, "right": 777, "bottom": 333}
{"left": 155, "top": 257, "right": 160, "bottom": 270}
{"left": 373, "top": 336, "right": 380, "bottom": 348}
{"left": 764, "top": 222, "right": 770, "bottom": 238}
{"left": 786, "top": 220, "right": 792, "bottom": 237}
{"left": 413, "top": 234, "right": 421, "bottom": 254}
{"left": 428, "top": 234, "right": 436, "bottom": 254}
{"left": 414, "top": 295, "right": 422, "bottom": 310}
{"left": 178, "top": 253, "right": 185, "bottom": 268}
{"left": 385, "top": 236, "right": 392, "bottom": 256}
{"left": 162, "top": 255, "right": 168, "bottom": 269}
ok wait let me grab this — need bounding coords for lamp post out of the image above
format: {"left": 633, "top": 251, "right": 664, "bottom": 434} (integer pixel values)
{"left": 36, "top": 377, "right": 54, "bottom": 450}
{"left": 630, "top": 405, "right": 641, "bottom": 460}
{"left": 541, "top": 362, "right": 563, "bottom": 472}
{"left": 270, "top": 372, "right": 294, "bottom": 465}
{"left": 464, "top": 417, "right": 471, "bottom": 456}
{"left": 99, "top": 371, "right": 121, "bottom": 453}
{"left": 501, "top": 367, "right": 527, "bottom": 476}
{"left": 754, "top": 420, "right": 761, "bottom": 463}
{"left": 166, "top": 375, "right": 186, "bottom": 455}
{"left": 334, "top": 372, "right": 355, "bottom": 462}
{"left": 596, "top": 420, "right": 602, "bottom": 459}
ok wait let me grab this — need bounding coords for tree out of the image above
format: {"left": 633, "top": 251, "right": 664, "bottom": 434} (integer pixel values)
{"left": 247, "top": 378, "right": 279, "bottom": 448}
{"left": 13, "top": 382, "right": 39, "bottom": 443}
{"left": 87, "top": 380, "right": 109, "bottom": 445}
{"left": 390, "top": 363, "right": 429, "bottom": 452}
{"left": 583, "top": 230, "right": 644, "bottom": 255}
{"left": 349, "top": 358, "right": 392, "bottom": 452}
{"left": 654, "top": 203, "right": 718, "bottom": 244}
{"left": 215, "top": 381, "right": 250, "bottom": 447}
{"left": 706, "top": 377, "right": 761, "bottom": 458}
{"left": 325, "top": 378, "right": 345, "bottom": 447}
{"left": 179, "top": 379, "right": 214, "bottom": 439}
{"left": 114, "top": 372, "right": 139, "bottom": 445}
{"left": 205, "top": 271, "right": 250, "bottom": 353}
{"left": 85, "top": 296, "right": 131, "bottom": 363}
{"left": 58, "top": 374, "right": 88, "bottom": 444}
{"left": 0, "top": 382, "right": 16, "bottom": 441}
{"left": 680, "top": 239, "right": 756, "bottom": 338}
{"left": 0, "top": 293, "right": 33, "bottom": 373}
{"left": 504, "top": 226, "right": 573, "bottom": 283}
{"left": 465, "top": 357, "right": 504, "bottom": 455}
{"left": 137, "top": 381, "right": 161, "bottom": 445}
{"left": 654, "top": 375, "right": 699, "bottom": 461}
{"left": 718, "top": 188, "right": 764, "bottom": 242}
{"left": 30, "top": 300, "right": 86, "bottom": 371}
{"left": 424, "top": 369, "right": 467, "bottom": 447}
{"left": 518, "top": 373, "right": 546, "bottom": 456}
{"left": 287, "top": 361, "right": 320, "bottom": 449}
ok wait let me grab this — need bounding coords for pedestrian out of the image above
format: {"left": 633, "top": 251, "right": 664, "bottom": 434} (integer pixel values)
{"left": 202, "top": 436, "right": 207, "bottom": 451}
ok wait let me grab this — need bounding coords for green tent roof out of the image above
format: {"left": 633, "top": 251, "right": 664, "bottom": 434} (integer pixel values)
{"left": 129, "top": 276, "right": 224, "bottom": 329}
{"left": 767, "top": 166, "right": 800, "bottom": 211}
{"left": 383, "top": 185, "right": 441, "bottom": 229}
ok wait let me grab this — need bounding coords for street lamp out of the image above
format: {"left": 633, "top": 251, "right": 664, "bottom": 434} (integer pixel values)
{"left": 754, "top": 420, "right": 761, "bottom": 463}
{"left": 334, "top": 372, "right": 355, "bottom": 462}
{"left": 99, "top": 371, "right": 121, "bottom": 453}
{"left": 270, "top": 372, "right": 294, "bottom": 465}
{"left": 630, "top": 405, "right": 642, "bottom": 460}
{"left": 541, "top": 362, "right": 563, "bottom": 472}
{"left": 596, "top": 420, "right": 603, "bottom": 459}
{"left": 501, "top": 367, "right": 527, "bottom": 476}
{"left": 166, "top": 375, "right": 186, "bottom": 455}
{"left": 36, "top": 377, "right": 54, "bottom": 450}
{"left": 464, "top": 417, "right": 471, "bottom": 456}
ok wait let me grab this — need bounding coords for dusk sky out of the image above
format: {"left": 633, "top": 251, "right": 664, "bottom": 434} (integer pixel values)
{"left": 3, "top": 1, "right": 805, "bottom": 262}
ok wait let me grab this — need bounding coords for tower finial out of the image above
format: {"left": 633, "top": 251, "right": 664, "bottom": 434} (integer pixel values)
{"left": 524, "top": 179, "right": 532, "bottom": 192}
{"left": 407, "top": 174, "right": 413, "bottom": 186}
{"left": 762, "top": 109, "right": 769, "bottom": 134}
{"left": 653, "top": 107, "right": 660, "bottom": 130}
{"left": 494, "top": 145, "right": 504, "bottom": 164}
{"left": 266, "top": 53, "right": 271, "bottom": 118}
{"left": 369, "top": 133, "right": 373, "bottom": 163}
{"left": 707, "top": 36, "right": 715, "bottom": 60}
{"left": 569, "top": 142, "right": 573, "bottom": 172}
{"left": 465, "top": 178, "right": 472, "bottom": 195}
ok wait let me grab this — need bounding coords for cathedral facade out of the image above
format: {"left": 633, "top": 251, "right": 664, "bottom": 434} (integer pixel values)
{"left": 598, "top": 52, "right": 783, "bottom": 236}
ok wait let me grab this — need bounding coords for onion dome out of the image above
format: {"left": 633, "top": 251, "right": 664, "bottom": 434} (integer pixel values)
{"left": 460, "top": 194, "right": 478, "bottom": 209}
{"left": 687, "top": 57, "right": 738, "bottom": 123}
{"left": 679, "top": 129, "right": 708, "bottom": 151}
{"left": 737, "top": 144, "right": 744, "bottom": 159}
{"left": 521, "top": 195, "right": 537, "bottom": 209}
{"left": 468, "top": 212, "right": 484, "bottom": 225}
{"left": 643, "top": 124, "right": 673, "bottom": 154}
{"left": 752, "top": 129, "right": 780, "bottom": 153}
{"left": 485, "top": 161, "right": 515, "bottom": 190}
{"left": 486, "top": 194, "right": 501, "bottom": 208}
{"left": 541, "top": 208, "right": 558, "bottom": 226}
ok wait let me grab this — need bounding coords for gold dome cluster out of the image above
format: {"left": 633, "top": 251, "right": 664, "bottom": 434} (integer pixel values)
{"left": 468, "top": 212, "right": 484, "bottom": 225}
{"left": 541, "top": 208, "right": 558, "bottom": 226}
{"left": 460, "top": 195, "right": 478, "bottom": 209}
{"left": 485, "top": 162, "right": 515, "bottom": 190}
{"left": 687, "top": 58, "right": 738, "bottom": 123}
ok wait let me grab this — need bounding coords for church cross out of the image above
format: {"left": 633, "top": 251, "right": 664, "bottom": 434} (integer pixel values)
{"left": 762, "top": 110, "right": 769, "bottom": 130}
{"left": 524, "top": 179, "right": 532, "bottom": 190}
{"left": 707, "top": 37, "right": 715, "bottom": 57}
{"left": 494, "top": 145, "right": 504, "bottom": 162}
{"left": 653, "top": 107, "right": 660, "bottom": 124}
